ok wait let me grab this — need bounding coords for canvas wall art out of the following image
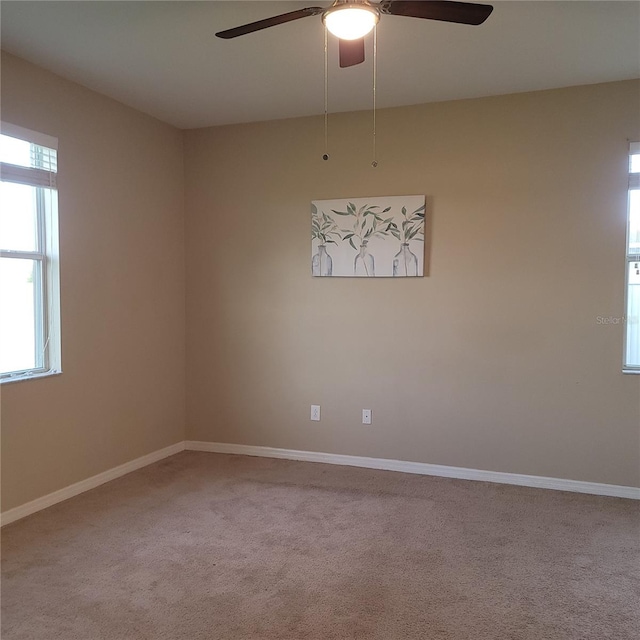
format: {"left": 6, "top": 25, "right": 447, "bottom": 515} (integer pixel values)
{"left": 311, "top": 195, "right": 426, "bottom": 277}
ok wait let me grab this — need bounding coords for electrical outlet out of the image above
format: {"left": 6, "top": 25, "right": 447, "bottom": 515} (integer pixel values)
{"left": 362, "top": 409, "right": 372, "bottom": 425}
{"left": 311, "top": 405, "right": 321, "bottom": 421}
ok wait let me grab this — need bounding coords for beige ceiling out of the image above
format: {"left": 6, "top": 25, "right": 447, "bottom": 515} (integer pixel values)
{"left": 1, "top": 1, "right": 639, "bottom": 129}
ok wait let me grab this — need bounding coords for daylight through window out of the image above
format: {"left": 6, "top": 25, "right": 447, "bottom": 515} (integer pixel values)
{"left": 625, "top": 141, "right": 640, "bottom": 371}
{"left": 0, "top": 124, "right": 61, "bottom": 382}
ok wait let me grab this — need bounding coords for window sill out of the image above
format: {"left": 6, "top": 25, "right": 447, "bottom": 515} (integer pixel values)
{"left": 0, "top": 369, "right": 62, "bottom": 385}
{"left": 622, "top": 369, "right": 640, "bottom": 375}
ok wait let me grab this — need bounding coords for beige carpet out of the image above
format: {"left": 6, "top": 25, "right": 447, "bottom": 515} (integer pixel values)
{"left": 1, "top": 451, "right": 638, "bottom": 639}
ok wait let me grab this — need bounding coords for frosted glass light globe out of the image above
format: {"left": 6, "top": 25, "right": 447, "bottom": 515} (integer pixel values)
{"left": 323, "top": 7, "right": 379, "bottom": 41}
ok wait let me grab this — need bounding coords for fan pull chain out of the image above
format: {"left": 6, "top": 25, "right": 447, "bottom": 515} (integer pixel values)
{"left": 323, "top": 26, "right": 329, "bottom": 161}
{"left": 372, "top": 24, "right": 378, "bottom": 168}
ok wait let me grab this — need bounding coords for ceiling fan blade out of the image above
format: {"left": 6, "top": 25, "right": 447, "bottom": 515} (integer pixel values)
{"left": 339, "top": 38, "right": 366, "bottom": 68}
{"left": 215, "top": 6, "right": 325, "bottom": 39}
{"left": 380, "top": 1, "right": 493, "bottom": 26}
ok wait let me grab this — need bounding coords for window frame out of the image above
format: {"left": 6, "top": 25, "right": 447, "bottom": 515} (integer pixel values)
{"left": 0, "top": 122, "right": 61, "bottom": 383}
{"left": 623, "top": 141, "right": 640, "bottom": 374}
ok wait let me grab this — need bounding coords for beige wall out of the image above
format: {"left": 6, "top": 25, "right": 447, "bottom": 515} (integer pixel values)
{"left": 185, "top": 80, "right": 640, "bottom": 488}
{"left": 1, "top": 52, "right": 186, "bottom": 511}
{"left": 2, "top": 49, "right": 638, "bottom": 514}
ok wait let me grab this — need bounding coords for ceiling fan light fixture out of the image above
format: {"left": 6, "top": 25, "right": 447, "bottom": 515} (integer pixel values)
{"left": 323, "top": 5, "right": 379, "bottom": 40}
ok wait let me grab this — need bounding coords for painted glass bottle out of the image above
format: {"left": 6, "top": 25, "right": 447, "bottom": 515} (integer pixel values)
{"left": 354, "top": 240, "right": 375, "bottom": 276}
{"left": 312, "top": 244, "right": 333, "bottom": 276}
{"left": 393, "top": 243, "right": 418, "bottom": 277}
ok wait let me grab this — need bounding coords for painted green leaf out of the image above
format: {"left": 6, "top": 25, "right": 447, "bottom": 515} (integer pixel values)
{"left": 349, "top": 237, "right": 357, "bottom": 250}
{"left": 382, "top": 207, "right": 391, "bottom": 213}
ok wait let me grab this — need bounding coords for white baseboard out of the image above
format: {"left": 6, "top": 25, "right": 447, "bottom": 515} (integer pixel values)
{"left": 0, "top": 441, "right": 186, "bottom": 527}
{"left": 3, "top": 439, "right": 637, "bottom": 527}
{"left": 185, "top": 441, "right": 640, "bottom": 500}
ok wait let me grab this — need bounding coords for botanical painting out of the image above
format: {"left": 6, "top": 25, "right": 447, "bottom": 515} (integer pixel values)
{"left": 311, "top": 195, "right": 426, "bottom": 277}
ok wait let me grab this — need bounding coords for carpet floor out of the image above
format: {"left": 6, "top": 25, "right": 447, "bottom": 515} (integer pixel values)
{"left": 1, "top": 451, "right": 638, "bottom": 639}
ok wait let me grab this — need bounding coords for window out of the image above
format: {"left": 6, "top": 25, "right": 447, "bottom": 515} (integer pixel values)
{"left": 0, "top": 123, "right": 61, "bottom": 382}
{"left": 624, "top": 141, "right": 640, "bottom": 372}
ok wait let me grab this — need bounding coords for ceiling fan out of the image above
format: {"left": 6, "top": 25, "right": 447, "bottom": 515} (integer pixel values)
{"left": 215, "top": 1, "right": 494, "bottom": 68}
